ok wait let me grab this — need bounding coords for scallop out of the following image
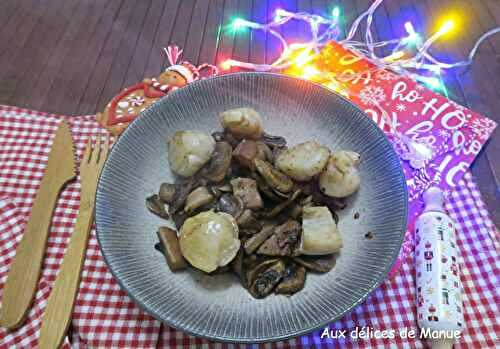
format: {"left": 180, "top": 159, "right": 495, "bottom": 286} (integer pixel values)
{"left": 300, "top": 206, "right": 342, "bottom": 255}
{"left": 319, "top": 150, "right": 361, "bottom": 198}
{"left": 179, "top": 211, "right": 240, "bottom": 273}
{"left": 275, "top": 141, "right": 330, "bottom": 181}
{"left": 167, "top": 130, "right": 215, "bottom": 177}
{"left": 220, "top": 107, "right": 263, "bottom": 139}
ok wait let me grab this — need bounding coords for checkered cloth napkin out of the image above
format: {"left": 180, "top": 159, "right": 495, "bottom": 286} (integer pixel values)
{"left": 0, "top": 105, "right": 498, "bottom": 348}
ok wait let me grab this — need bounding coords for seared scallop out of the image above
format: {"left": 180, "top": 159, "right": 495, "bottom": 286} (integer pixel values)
{"left": 167, "top": 130, "right": 215, "bottom": 177}
{"left": 179, "top": 211, "right": 240, "bottom": 273}
{"left": 276, "top": 141, "right": 330, "bottom": 181}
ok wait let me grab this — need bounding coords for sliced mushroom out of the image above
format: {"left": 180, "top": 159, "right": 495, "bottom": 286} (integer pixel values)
{"left": 220, "top": 107, "right": 264, "bottom": 140}
{"left": 146, "top": 194, "right": 169, "bottom": 219}
{"left": 275, "top": 141, "right": 330, "bottom": 181}
{"left": 202, "top": 141, "right": 232, "bottom": 182}
{"left": 157, "top": 227, "right": 188, "bottom": 271}
{"left": 275, "top": 263, "right": 306, "bottom": 294}
{"left": 215, "top": 193, "right": 244, "bottom": 219}
{"left": 256, "top": 142, "right": 273, "bottom": 162}
{"left": 260, "top": 133, "right": 287, "bottom": 148}
{"left": 262, "top": 189, "right": 301, "bottom": 218}
{"left": 247, "top": 259, "right": 285, "bottom": 298}
{"left": 230, "top": 248, "right": 245, "bottom": 283}
{"left": 257, "top": 220, "right": 301, "bottom": 256}
{"left": 172, "top": 211, "right": 189, "bottom": 230}
{"left": 254, "top": 175, "right": 282, "bottom": 202}
{"left": 254, "top": 158, "right": 294, "bottom": 193}
{"left": 158, "top": 183, "right": 176, "bottom": 204}
{"left": 294, "top": 254, "right": 337, "bottom": 273}
{"left": 230, "top": 177, "right": 263, "bottom": 210}
{"left": 179, "top": 211, "right": 240, "bottom": 273}
{"left": 185, "top": 187, "right": 215, "bottom": 214}
{"left": 244, "top": 224, "right": 276, "bottom": 254}
{"left": 170, "top": 177, "right": 196, "bottom": 213}
{"left": 167, "top": 130, "right": 216, "bottom": 177}
{"left": 300, "top": 206, "right": 342, "bottom": 255}
{"left": 237, "top": 209, "right": 261, "bottom": 230}
{"left": 319, "top": 150, "right": 361, "bottom": 198}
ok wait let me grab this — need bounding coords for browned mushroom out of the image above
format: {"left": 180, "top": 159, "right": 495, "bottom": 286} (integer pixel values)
{"left": 146, "top": 194, "right": 169, "bottom": 219}
{"left": 171, "top": 211, "right": 189, "bottom": 230}
{"left": 237, "top": 209, "right": 262, "bottom": 230}
{"left": 202, "top": 142, "right": 232, "bottom": 182}
{"left": 275, "top": 263, "right": 306, "bottom": 294}
{"left": 184, "top": 187, "right": 215, "bottom": 214}
{"left": 215, "top": 193, "right": 244, "bottom": 218}
{"left": 157, "top": 227, "right": 188, "bottom": 271}
{"left": 158, "top": 183, "right": 176, "bottom": 204}
{"left": 246, "top": 259, "right": 285, "bottom": 298}
{"left": 254, "top": 158, "right": 294, "bottom": 193}
{"left": 262, "top": 189, "right": 301, "bottom": 218}
{"left": 260, "top": 133, "right": 287, "bottom": 148}
{"left": 230, "top": 177, "right": 263, "bottom": 210}
{"left": 244, "top": 224, "right": 276, "bottom": 254}
{"left": 230, "top": 248, "right": 245, "bottom": 282}
{"left": 256, "top": 142, "right": 273, "bottom": 162}
{"left": 257, "top": 220, "right": 301, "bottom": 256}
{"left": 170, "top": 177, "right": 196, "bottom": 213}
{"left": 294, "top": 254, "right": 337, "bottom": 273}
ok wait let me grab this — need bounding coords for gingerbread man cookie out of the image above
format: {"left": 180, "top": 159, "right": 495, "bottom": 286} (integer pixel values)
{"left": 96, "top": 46, "right": 217, "bottom": 135}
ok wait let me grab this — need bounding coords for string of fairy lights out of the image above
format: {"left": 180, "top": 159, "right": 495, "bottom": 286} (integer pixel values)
{"left": 217, "top": 0, "right": 499, "bottom": 194}
{"left": 220, "top": 0, "right": 500, "bottom": 91}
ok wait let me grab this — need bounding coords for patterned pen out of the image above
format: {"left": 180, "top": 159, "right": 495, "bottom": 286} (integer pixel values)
{"left": 415, "top": 187, "right": 464, "bottom": 349}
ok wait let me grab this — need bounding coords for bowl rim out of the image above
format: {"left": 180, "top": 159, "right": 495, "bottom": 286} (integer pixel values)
{"left": 95, "top": 71, "right": 408, "bottom": 344}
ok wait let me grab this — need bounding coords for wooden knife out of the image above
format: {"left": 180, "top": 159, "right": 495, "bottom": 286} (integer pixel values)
{"left": 0, "top": 120, "right": 76, "bottom": 330}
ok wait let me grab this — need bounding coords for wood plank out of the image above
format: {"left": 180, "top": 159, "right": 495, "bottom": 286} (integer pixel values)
{"left": 42, "top": 1, "right": 110, "bottom": 114}
{"left": 248, "top": 0, "right": 267, "bottom": 65}
{"left": 142, "top": 0, "right": 181, "bottom": 80}
{"left": 482, "top": 0, "right": 500, "bottom": 35}
{"left": 95, "top": 1, "right": 152, "bottom": 114}
{"left": 214, "top": 0, "right": 238, "bottom": 68}
{"left": 182, "top": 0, "right": 211, "bottom": 64}
{"left": 24, "top": 1, "right": 109, "bottom": 111}
{"left": 168, "top": 0, "right": 196, "bottom": 50}
{"left": 339, "top": 0, "right": 362, "bottom": 41}
{"left": 74, "top": 1, "right": 138, "bottom": 114}
{"left": 0, "top": 0, "right": 21, "bottom": 35}
{"left": 69, "top": 0, "right": 125, "bottom": 115}
{"left": 0, "top": 0, "right": 50, "bottom": 104}
{"left": 3, "top": 0, "right": 77, "bottom": 106}
{"left": 231, "top": 0, "right": 253, "bottom": 67}
{"left": 122, "top": 0, "right": 165, "bottom": 87}
{"left": 197, "top": 0, "right": 225, "bottom": 66}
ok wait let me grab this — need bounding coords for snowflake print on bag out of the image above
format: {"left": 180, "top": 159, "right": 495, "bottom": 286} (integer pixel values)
{"left": 471, "top": 118, "right": 497, "bottom": 140}
{"left": 359, "top": 85, "right": 386, "bottom": 105}
{"left": 376, "top": 70, "right": 399, "bottom": 81}
{"left": 396, "top": 104, "right": 406, "bottom": 112}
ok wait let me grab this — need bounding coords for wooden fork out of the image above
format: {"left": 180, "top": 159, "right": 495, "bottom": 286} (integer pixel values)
{"left": 39, "top": 135, "right": 110, "bottom": 349}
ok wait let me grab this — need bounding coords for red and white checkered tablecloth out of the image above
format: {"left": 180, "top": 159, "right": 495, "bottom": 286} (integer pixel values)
{"left": 0, "top": 105, "right": 498, "bottom": 348}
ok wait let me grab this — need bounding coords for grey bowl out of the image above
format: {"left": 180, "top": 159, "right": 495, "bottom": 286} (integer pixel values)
{"left": 95, "top": 72, "right": 407, "bottom": 343}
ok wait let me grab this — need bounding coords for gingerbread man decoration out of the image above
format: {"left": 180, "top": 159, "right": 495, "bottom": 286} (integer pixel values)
{"left": 96, "top": 45, "right": 218, "bottom": 135}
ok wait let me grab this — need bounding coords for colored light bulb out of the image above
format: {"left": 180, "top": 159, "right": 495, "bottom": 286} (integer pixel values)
{"left": 437, "top": 20, "right": 454, "bottom": 36}
{"left": 232, "top": 18, "right": 247, "bottom": 31}
{"left": 220, "top": 60, "right": 233, "bottom": 70}
{"left": 332, "top": 7, "right": 340, "bottom": 19}
{"left": 404, "top": 21, "right": 420, "bottom": 44}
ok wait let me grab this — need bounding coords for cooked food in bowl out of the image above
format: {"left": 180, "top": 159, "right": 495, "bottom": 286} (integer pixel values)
{"left": 147, "top": 107, "right": 361, "bottom": 298}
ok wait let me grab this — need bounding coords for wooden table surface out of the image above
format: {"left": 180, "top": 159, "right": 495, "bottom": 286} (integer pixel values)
{"left": 0, "top": 0, "right": 498, "bottom": 224}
